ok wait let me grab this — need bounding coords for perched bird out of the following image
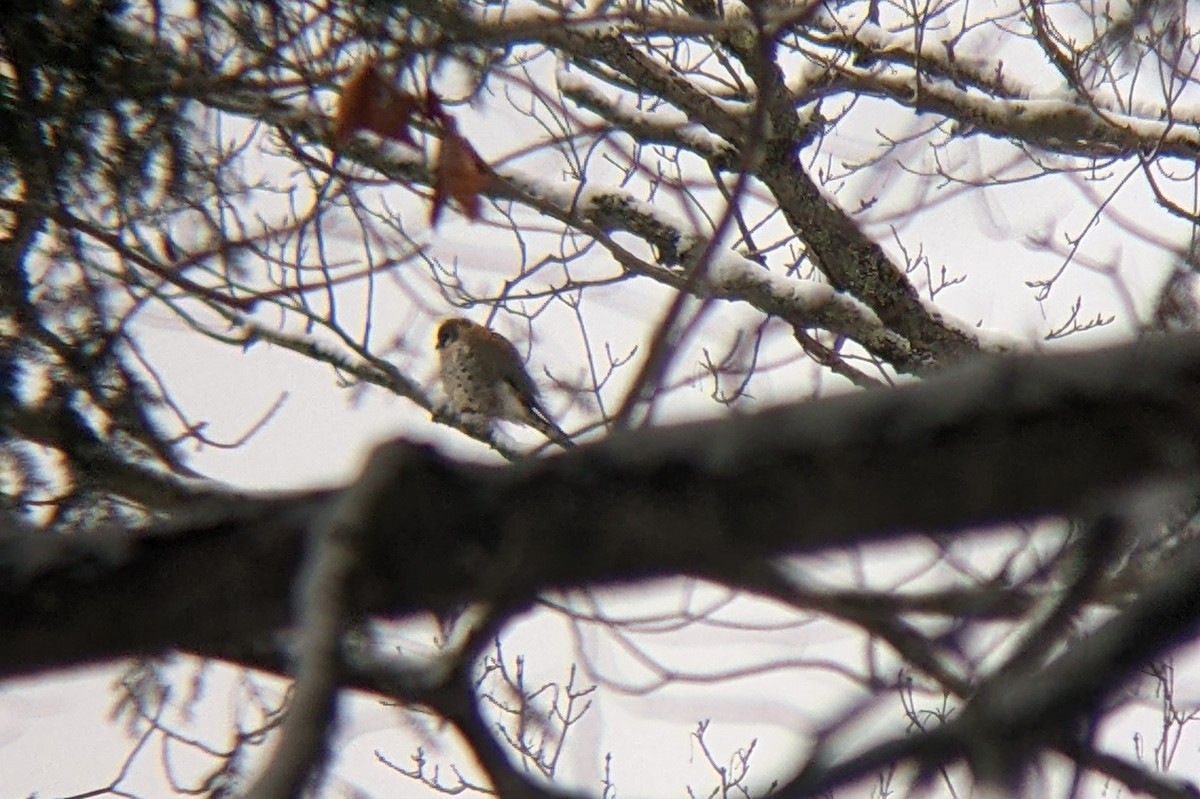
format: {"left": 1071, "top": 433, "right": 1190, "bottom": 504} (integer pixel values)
{"left": 435, "top": 317, "right": 575, "bottom": 449}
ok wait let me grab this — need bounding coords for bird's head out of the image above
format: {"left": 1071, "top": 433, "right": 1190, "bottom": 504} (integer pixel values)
{"left": 436, "top": 317, "right": 474, "bottom": 350}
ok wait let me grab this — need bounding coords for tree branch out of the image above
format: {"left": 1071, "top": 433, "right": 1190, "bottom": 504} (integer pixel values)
{"left": 4, "top": 334, "right": 1200, "bottom": 681}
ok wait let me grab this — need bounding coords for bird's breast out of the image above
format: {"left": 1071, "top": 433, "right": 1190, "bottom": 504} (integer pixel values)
{"left": 440, "top": 346, "right": 501, "bottom": 416}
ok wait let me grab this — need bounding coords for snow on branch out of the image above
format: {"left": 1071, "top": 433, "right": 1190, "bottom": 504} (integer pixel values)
{"left": 821, "top": 47, "right": 1200, "bottom": 160}
{"left": 556, "top": 65, "right": 738, "bottom": 161}
{"left": 493, "top": 168, "right": 951, "bottom": 369}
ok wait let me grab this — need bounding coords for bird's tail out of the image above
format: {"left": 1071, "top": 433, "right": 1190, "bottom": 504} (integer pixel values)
{"left": 531, "top": 410, "right": 575, "bottom": 449}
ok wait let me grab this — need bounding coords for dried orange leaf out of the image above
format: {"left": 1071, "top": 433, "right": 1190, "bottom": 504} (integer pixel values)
{"left": 430, "top": 126, "right": 491, "bottom": 226}
{"left": 333, "top": 62, "right": 421, "bottom": 147}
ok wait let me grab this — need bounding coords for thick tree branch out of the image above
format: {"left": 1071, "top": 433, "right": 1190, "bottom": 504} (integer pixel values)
{"left": 245, "top": 444, "right": 425, "bottom": 799}
{"left": 5, "top": 334, "right": 1200, "bottom": 681}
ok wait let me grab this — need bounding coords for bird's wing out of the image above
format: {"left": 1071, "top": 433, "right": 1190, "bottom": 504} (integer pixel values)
{"left": 480, "top": 329, "right": 574, "bottom": 448}
{"left": 479, "top": 331, "right": 540, "bottom": 400}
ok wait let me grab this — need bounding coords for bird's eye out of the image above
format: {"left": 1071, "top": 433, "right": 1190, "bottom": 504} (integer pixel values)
{"left": 436, "top": 325, "right": 456, "bottom": 348}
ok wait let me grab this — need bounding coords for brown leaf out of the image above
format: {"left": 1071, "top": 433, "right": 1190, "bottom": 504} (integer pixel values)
{"left": 430, "top": 123, "right": 491, "bottom": 227}
{"left": 333, "top": 62, "right": 421, "bottom": 148}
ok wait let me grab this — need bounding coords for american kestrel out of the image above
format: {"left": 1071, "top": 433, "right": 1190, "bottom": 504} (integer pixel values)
{"left": 435, "top": 317, "right": 575, "bottom": 449}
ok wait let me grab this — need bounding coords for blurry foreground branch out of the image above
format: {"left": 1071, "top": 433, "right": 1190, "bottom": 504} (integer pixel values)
{"left": 4, "top": 333, "right": 1200, "bottom": 681}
